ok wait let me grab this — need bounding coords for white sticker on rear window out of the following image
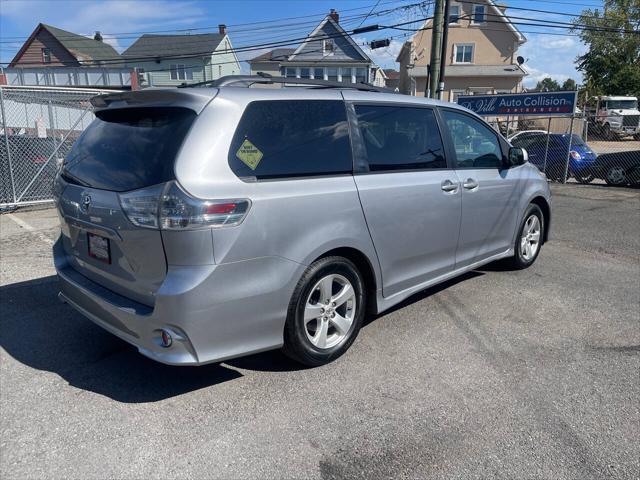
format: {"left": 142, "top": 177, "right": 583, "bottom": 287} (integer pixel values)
{"left": 236, "top": 138, "right": 264, "bottom": 170}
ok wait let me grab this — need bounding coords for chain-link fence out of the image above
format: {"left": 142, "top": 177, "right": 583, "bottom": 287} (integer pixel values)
{"left": 0, "top": 86, "right": 115, "bottom": 207}
{"left": 490, "top": 114, "right": 640, "bottom": 187}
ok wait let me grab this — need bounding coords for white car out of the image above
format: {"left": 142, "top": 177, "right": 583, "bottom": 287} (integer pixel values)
{"left": 508, "top": 130, "right": 548, "bottom": 143}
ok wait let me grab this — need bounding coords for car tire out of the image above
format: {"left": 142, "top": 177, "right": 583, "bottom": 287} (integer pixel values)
{"left": 604, "top": 165, "right": 627, "bottom": 186}
{"left": 282, "top": 256, "right": 365, "bottom": 367}
{"left": 507, "top": 204, "right": 544, "bottom": 270}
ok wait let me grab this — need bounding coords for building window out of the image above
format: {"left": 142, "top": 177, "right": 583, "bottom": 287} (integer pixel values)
{"left": 313, "top": 67, "right": 324, "bottom": 80}
{"left": 300, "top": 67, "right": 310, "bottom": 79}
{"left": 340, "top": 67, "right": 352, "bottom": 83}
{"left": 218, "top": 65, "right": 222, "bottom": 77}
{"left": 41, "top": 48, "right": 51, "bottom": 64}
{"left": 472, "top": 5, "right": 486, "bottom": 24}
{"left": 170, "top": 64, "right": 193, "bottom": 81}
{"left": 355, "top": 68, "right": 366, "bottom": 84}
{"left": 327, "top": 68, "right": 338, "bottom": 81}
{"left": 454, "top": 44, "right": 474, "bottom": 63}
{"left": 285, "top": 67, "right": 297, "bottom": 78}
{"left": 449, "top": 4, "right": 460, "bottom": 24}
{"left": 323, "top": 39, "right": 334, "bottom": 54}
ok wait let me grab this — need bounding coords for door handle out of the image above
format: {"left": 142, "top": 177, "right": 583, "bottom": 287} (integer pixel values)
{"left": 463, "top": 178, "right": 479, "bottom": 190}
{"left": 441, "top": 179, "right": 458, "bottom": 193}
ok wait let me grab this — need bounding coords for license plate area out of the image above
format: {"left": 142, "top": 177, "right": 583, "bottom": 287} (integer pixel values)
{"left": 87, "top": 232, "right": 111, "bottom": 264}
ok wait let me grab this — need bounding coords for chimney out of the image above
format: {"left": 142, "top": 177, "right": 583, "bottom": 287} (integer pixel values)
{"left": 218, "top": 24, "right": 227, "bottom": 35}
{"left": 329, "top": 9, "right": 339, "bottom": 23}
{"left": 496, "top": 3, "right": 508, "bottom": 12}
{"left": 94, "top": 31, "right": 103, "bottom": 42}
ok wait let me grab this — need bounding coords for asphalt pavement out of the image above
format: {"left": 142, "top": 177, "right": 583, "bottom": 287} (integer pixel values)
{"left": 1, "top": 183, "right": 638, "bottom": 479}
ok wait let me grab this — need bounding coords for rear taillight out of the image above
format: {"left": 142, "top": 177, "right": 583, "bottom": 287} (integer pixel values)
{"left": 119, "top": 181, "right": 250, "bottom": 230}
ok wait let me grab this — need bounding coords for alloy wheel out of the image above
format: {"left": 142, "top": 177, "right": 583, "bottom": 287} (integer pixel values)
{"left": 303, "top": 274, "right": 356, "bottom": 349}
{"left": 520, "top": 214, "right": 541, "bottom": 261}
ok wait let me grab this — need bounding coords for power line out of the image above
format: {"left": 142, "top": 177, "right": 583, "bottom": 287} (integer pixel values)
{"left": 3, "top": 5, "right": 635, "bottom": 67}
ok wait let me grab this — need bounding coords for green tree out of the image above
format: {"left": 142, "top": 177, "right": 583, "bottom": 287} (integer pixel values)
{"left": 561, "top": 78, "right": 578, "bottom": 91}
{"left": 572, "top": 0, "right": 640, "bottom": 97}
{"left": 535, "top": 77, "right": 561, "bottom": 91}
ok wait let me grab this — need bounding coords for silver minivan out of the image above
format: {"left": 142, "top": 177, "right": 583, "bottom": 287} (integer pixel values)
{"left": 53, "top": 77, "right": 551, "bottom": 367}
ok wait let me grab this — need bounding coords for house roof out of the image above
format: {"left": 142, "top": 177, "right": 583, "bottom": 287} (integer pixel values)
{"left": 122, "top": 33, "right": 225, "bottom": 60}
{"left": 248, "top": 48, "right": 296, "bottom": 63}
{"left": 10, "top": 23, "right": 120, "bottom": 66}
{"left": 409, "top": 64, "right": 527, "bottom": 78}
{"left": 384, "top": 69, "right": 400, "bottom": 79}
{"left": 288, "top": 14, "right": 370, "bottom": 63}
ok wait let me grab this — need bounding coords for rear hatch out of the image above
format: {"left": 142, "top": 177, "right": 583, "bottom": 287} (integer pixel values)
{"left": 56, "top": 94, "right": 208, "bottom": 306}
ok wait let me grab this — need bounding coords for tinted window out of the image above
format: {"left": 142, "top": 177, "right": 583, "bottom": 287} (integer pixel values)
{"left": 354, "top": 105, "right": 446, "bottom": 171}
{"left": 442, "top": 110, "right": 502, "bottom": 168}
{"left": 63, "top": 107, "right": 195, "bottom": 192}
{"left": 228, "top": 100, "right": 352, "bottom": 179}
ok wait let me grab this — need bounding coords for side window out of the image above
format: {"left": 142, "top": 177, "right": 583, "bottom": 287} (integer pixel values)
{"left": 354, "top": 105, "right": 446, "bottom": 171}
{"left": 228, "top": 100, "right": 352, "bottom": 179}
{"left": 442, "top": 110, "right": 503, "bottom": 168}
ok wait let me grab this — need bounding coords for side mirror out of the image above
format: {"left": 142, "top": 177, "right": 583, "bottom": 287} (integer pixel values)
{"left": 508, "top": 147, "right": 528, "bottom": 167}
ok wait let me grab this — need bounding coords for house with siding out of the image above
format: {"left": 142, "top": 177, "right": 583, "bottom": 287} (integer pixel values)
{"left": 122, "top": 25, "right": 241, "bottom": 87}
{"left": 248, "top": 10, "right": 372, "bottom": 84}
{"left": 9, "top": 23, "right": 121, "bottom": 67}
{"left": 397, "top": 0, "right": 527, "bottom": 100}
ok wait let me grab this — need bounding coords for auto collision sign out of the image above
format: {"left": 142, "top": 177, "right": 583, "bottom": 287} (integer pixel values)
{"left": 457, "top": 91, "right": 577, "bottom": 116}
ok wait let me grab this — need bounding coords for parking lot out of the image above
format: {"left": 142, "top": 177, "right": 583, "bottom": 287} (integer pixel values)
{"left": 1, "top": 183, "right": 638, "bottom": 479}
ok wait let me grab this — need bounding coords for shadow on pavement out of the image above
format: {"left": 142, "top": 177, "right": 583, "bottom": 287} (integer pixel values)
{"left": 0, "top": 276, "right": 242, "bottom": 403}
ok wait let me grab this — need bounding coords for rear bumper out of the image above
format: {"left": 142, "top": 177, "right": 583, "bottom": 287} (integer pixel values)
{"left": 54, "top": 237, "right": 303, "bottom": 365}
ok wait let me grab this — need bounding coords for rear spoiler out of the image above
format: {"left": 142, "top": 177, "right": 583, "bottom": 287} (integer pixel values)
{"left": 90, "top": 88, "right": 218, "bottom": 114}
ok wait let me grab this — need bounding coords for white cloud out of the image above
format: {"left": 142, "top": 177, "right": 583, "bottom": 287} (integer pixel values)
{"left": 1, "top": 0, "right": 206, "bottom": 54}
{"left": 517, "top": 33, "right": 587, "bottom": 87}
{"left": 354, "top": 36, "right": 404, "bottom": 69}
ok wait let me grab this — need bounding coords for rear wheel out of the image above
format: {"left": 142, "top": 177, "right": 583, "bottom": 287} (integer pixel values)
{"left": 507, "top": 204, "right": 544, "bottom": 270}
{"left": 283, "top": 256, "right": 365, "bottom": 367}
{"left": 604, "top": 165, "right": 627, "bottom": 186}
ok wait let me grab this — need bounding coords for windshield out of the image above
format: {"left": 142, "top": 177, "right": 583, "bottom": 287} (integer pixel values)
{"left": 63, "top": 107, "right": 196, "bottom": 192}
{"left": 605, "top": 100, "right": 638, "bottom": 110}
{"left": 570, "top": 134, "right": 586, "bottom": 146}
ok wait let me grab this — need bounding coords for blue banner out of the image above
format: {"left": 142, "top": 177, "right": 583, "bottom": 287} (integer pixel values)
{"left": 457, "top": 91, "right": 577, "bottom": 116}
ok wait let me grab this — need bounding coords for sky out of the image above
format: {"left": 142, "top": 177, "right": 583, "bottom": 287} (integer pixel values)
{"left": 0, "top": 0, "right": 605, "bottom": 87}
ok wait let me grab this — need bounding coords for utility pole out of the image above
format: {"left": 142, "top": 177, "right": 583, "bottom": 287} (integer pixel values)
{"left": 428, "top": 0, "right": 445, "bottom": 99}
{"left": 437, "top": 0, "right": 450, "bottom": 100}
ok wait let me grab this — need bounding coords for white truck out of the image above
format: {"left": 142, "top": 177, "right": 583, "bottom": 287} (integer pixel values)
{"left": 587, "top": 96, "right": 640, "bottom": 139}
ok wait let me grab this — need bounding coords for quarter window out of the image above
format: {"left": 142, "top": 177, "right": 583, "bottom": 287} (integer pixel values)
{"left": 354, "top": 105, "right": 446, "bottom": 171}
{"left": 454, "top": 44, "right": 474, "bottom": 63}
{"left": 442, "top": 110, "right": 503, "bottom": 169}
{"left": 229, "top": 101, "right": 352, "bottom": 179}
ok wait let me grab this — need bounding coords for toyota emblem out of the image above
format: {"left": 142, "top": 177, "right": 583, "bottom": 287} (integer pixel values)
{"left": 82, "top": 194, "right": 91, "bottom": 212}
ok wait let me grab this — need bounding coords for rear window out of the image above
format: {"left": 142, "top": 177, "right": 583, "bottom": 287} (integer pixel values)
{"left": 63, "top": 107, "right": 196, "bottom": 192}
{"left": 228, "top": 100, "right": 352, "bottom": 180}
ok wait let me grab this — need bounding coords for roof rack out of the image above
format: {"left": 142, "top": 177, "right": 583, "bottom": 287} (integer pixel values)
{"left": 178, "top": 73, "right": 393, "bottom": 93}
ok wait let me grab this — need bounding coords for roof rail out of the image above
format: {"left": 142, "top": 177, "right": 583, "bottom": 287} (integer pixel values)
{"left": 178, "top": 74, "right": 393, "bottom": 93}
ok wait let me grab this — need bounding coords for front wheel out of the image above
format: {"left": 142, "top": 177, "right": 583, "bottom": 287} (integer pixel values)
{"left": 282, "top": 256, "right": 365, "bottom": 367}
{"left": 507, "top": 204, "right": 544, "bottom": 270}
{"left": 604, "top": 165, "right": 627, "bottom": 186}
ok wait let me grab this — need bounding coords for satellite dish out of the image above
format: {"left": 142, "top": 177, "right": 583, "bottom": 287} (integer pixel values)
{"left": 517, "top": 56, "right": 525, "bottom": 65}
